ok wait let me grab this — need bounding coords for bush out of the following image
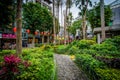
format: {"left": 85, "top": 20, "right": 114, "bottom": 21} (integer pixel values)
{"left": 104, "top": 36, "right": 120, "bottom": 51}
{"left": 75, "top": 54, "right": 105, "bottom": 80}
{"left": 75, "top": 53, "right": 120, "bottom": 80}
{"left": 0, "top": 54, "right": 30, "bottom": 80}
{"left": 0, "top": 48, "right": 56, "bottom": 80}
{"left": 95, "top": 68, "right": 120, "bottom": 80}
{"left": 67, "top": 46, "right": 79, "bottom": 54}
{"left": 94, "top": 56, "right": 120, "bottom": 69}
{"left": 44, "top": 45, "right": 52, "bottom": 50}
{"left": 19, "top": 48, "right": 55, "bottom": 80}
{"left": 90, "top": 43, "right": 118, "bottom": 56}
{"left": 77, "top": 40, "right": 96, "bottom": 49}
{"left": 77, "top": 49, "right": 97, "bottom": 55}
{"left": 35, "top": 43, "right": 43, "bottom": 47}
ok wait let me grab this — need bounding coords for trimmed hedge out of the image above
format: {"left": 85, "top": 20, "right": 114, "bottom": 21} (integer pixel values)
{"left": 75, "top": 54, "right": 105, "bottom": 80}
{"left": 95, "top": 68, "right": 120, "bottom": 80}
{"left": 75, "top": 54, "right": 120, "bottom": 80}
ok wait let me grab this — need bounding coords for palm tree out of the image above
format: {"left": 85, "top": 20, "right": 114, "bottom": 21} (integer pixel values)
{"left": 56, "top": 0, "right": 60, "bottom": 32}
{"left": 16, "top": 0, "right": 22, "bottom": 54}
{"left": 53, "top": 0, "right": 56, "bottom": 44}
{"left": 66, "top": 0, "right": 73, "bottom": 44}
{"left": 64, "top": 0, "right": 73, "bottom": 44}
{"left": 100, "top": 0, "right": 105, "bottom": 41}
{"left": 75, "top": 0, "right": 92, "bottom": 39}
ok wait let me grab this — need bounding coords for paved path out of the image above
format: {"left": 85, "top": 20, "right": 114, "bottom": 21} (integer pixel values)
{"left": 54, "top": 54, "right": 89, "bottom": 80}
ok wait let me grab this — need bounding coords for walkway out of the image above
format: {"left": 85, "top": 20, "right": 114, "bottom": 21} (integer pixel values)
{"left": 54, "top": 54, "right": 89, "bottom": 80}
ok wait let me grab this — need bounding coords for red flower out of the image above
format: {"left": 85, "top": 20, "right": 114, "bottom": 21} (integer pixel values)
{"left": 4, "top": 54, "right": 21, "bottom": 65}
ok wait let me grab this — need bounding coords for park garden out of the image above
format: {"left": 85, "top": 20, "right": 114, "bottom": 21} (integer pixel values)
{"left": 0, "top": 0, "right": 120, "bottom": 80}
{"left": 0, "top": 45, "right": 56, "bottom": 80}
{"left": 56, "top": 35, "right": 120, "bottom": 80}
{"left": 0, "top": 35, "right": 120, "bottom": 80}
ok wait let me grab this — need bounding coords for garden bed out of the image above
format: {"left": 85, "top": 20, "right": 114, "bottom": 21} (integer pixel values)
{"left": 0, "top": 47, "right": 56, "bottom": 80}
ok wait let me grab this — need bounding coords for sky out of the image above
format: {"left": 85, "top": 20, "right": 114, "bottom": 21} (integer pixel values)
{"left": 60, "top": 0, "right": 116, "bottom": 26}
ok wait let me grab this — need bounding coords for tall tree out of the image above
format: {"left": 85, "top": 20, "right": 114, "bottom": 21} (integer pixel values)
{"left": 0, "top": 0, "right": 15, "bottom": 29}
{"left": 87, "top": 2, "right": 112, "bottom": 31}
{"left": 56, "top": 0, "right": 61, "bottom": 32}
{"left": 60, "top": 0, "right": 64, "bottom": 26}
{"left": 53, "top": 0, "right": 56, "bottom": 44}
{"left": 64, "top": 0, "right": 73, "bottom": 44}
{"left": 23, "top": 2, "right": 53, "bottom": 45}
{"left": 16, "top": 0, "right": 22, "bottom": 54}
{"left": 75, "top": 0, "right": 92, "bottom": 39}
{"left": 100, "top": 0, "right": 105, "bottom": 41}
{"left": 68, "top": 19, "right": 82, "bottom": 38}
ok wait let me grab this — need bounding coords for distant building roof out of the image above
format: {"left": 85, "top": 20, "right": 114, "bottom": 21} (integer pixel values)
{"left": 94, "top": 25, "right": 120, "bottom": 33}
{"left": 110, "top": 0, "right": 120, "bottom": 8}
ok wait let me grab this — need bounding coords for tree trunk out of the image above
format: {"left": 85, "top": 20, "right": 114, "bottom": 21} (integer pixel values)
{"left": 57, "top": 3, "right": 60, "bottom": 33}
{"left": 100, "top": 0, "right": 105, "bottom": 41}
{"left": 42, "top": 35, "right": 44, "bottom": 44}
{"left": 53, "top": 0, "right": 56, "bottom": 45}
{"left": 32, "top": 36, "right": 35, "bottom": 48}
{"left": 47, "top": 35, "right": 49, "bottom": 44}
{"left": 60, "top": 2, "right": 63, "bottom": 44}
{"left": 64, "top": 9, "right": 67, "bottom": 45}
{"left": 82, "top": 15, "right": 86, "bottom": 39}
{"left": 16, "top": 0, "right": 22, "bottom": 54}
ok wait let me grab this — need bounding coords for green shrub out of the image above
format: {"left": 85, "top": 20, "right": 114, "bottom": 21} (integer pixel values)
{"left": 103, "top": 36, "right": 120, "bottom": 51}
{"left": 19, "top": 49, "right": 56, "bottom": 80}
{"left": 70, "top": 40, "right": 78, "bottom": 46}
{"left": 0, "top": 54, "right": 31, "bottom": 80}
{"left": 77, "top": 40, "right": 96, "bottom": 49}
{"left": 67, "top": 46, "right": 79, "bottom": 54}
{"left": 90, "top": 43, "right": 119, "bottom": 56}
{"left": 91, "top": 43, "right": 117, "bottom": 51}
{"left": 95, "top": 68, "right": 120, "bottom": 80}
{"left": 77, "top": 49, "right": 97, "bottom": 55}
{"left": 44, "top": 45, "right": 52, "bottom": 50}
{"left": 54, "top": 48, "right": 67, "bottom": 54}
{"left": 35, "top": 43, "right": 43, "bottom": 47}
{"left": 75, "top": 54, "right": 106, "bottom": 80}
{"left": 0, "top": 48, "right": 56, "bottom": 80}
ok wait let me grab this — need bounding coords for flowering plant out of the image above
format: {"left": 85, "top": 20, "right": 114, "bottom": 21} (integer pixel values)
{"left": 0, "top": 54, "right": 31, "bottom": 80}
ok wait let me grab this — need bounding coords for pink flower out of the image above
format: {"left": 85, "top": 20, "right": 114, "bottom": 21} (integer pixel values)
{"left": 4, "top": 54, "right": 21, "bottom": 65}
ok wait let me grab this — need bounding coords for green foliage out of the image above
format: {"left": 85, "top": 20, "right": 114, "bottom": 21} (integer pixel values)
{"left": 91, "top": 43, "right": 117, "bottom": 52}
{"left": 18, "top": 48, "right": 55, "bottom": 80}
{"left": 75, "top": 0, "right": 92, "bottom": 16}
{"left": 68, "top": 19, "right": 82, "bottom": 36}
{"left": 54, "top": 45, "right": 68, "bottom": 54}
{"left": 75, "top": 54, "right": 105, "bottom": 80}
{"left": 23, "top": 2, "right": 53, "bottom": 34}
{"left": 90, "top": 42, "right": 119, "bottom": 56}
{"left": 0, "top": 0, "right": 15, "bottom": 28}
{"left": 67, "top": 46, "right": 79, "bottom": 54}
{"left": 75, "top": 53, "right": 120, "bottom": 80}
{"left": 0, "top": 48, "right": 56, "bottom": 80}
{"left": 0, "top": 54, "right": 30, "bottom": 80}
{"left": 35, "top": 43, "right": 43, "bottom": 47}
{"left": 87, "top": 2, "right": 112, "bottom": 29}
{"left": 77, "top": 40, "right": 96, "bottom": 49}
{"left": 77, "top": 49, "right": 97, "bottom": 55}
{"left": 95, "top": 68, "right": 120, "bottom": 80}
{"left": 44, "top": 45, "right": 52, "bottom": 50}
{"left": 103, "top": 36, "right": 120, "bottom": 51}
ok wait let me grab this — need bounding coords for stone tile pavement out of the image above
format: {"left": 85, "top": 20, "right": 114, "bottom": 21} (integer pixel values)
{"left": 54, "top": 54, "right": 89, "bottom": 80}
